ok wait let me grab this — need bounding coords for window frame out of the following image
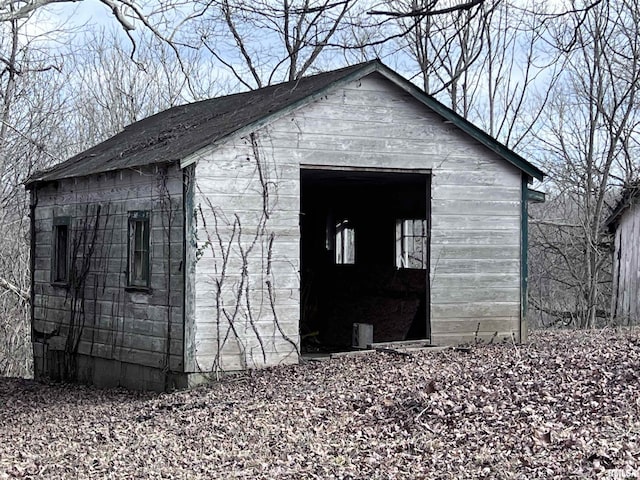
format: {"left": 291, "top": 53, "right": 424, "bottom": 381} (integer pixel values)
{"left": 127, "top": 210, "right": 151, "bottom": 289}
{"left": 395, "top": 218, "right": 428, "bottom": 270}
{"left": 334, "top": 218, "right": 355, "bottom": 265}
{"left": 51, "top": 216, "right": 71, "bottom": 286}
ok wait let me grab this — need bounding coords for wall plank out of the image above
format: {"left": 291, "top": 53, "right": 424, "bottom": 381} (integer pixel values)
{"left": 612, "top": 203, "right": 640, "bottom": 324}
{"left": 189, "top": 71, "right": 525, "bottom": 371}
{"left": 32, "top": 164, "right": 185, "bottom": 381}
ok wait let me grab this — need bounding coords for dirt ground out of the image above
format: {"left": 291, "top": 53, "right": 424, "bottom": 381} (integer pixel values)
{"left": 1, "top": 329, "right": 640, "bottom": 479}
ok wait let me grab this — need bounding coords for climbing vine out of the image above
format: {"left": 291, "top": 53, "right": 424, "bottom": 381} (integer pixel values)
{"left": 195, "top": 132, "right": 298, "bottom": 377}
{"left": 62, "top": 203, "right": 111, "bottom": 379}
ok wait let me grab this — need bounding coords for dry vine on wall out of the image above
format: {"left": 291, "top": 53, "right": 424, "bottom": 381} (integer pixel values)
{"left": 195, "top": 133, "right": 298, "bottom": 377}
{"left": 58, "top": 203, "right": 113, "bottom": 380}
{"left": 157, "top": 167, "right": 180, "bottom": 389}
{"left": 47, "top": 169, "right": 181, "bottom": 385}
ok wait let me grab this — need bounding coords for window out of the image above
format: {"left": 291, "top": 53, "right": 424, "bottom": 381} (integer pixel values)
{"left": 51, "top": 217, "right": 70, "bottom": 284}
{"left": 128, "top": 211, "right": 150, "bottom": 287}
{"left": 334, "top": 219, "right": 355, "bottom": 264}
{"left": 396, "top": 219, "right": 428, "bottom": 269}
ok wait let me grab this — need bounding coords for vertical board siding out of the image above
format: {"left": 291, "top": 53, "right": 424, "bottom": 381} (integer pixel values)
{"left": 191, "top": 71, "right": 523, "bottom": 363}
{"left": 32, "top": 165, "right": 185, "bottom": 381}
{"left": 611, "top": 228, "right": 621, "bottom": 320}
{"left": 612, "top": 204, "right": 640, "bottom": 324}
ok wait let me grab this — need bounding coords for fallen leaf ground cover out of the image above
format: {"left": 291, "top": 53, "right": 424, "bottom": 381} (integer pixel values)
{"left": 1, "top": 329, "right": 640, "bottom": 479}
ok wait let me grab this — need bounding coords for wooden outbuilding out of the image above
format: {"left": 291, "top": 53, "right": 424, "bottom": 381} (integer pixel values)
{"left": 26, "top": 60, "right": 544, "bottom": 390}
{"left": 607, "top": 182, "right": 640, "bottom": 323}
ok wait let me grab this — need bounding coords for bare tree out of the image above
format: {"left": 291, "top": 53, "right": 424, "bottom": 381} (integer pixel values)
{"left": 469, "top": 1, "right": 564, "bottom": 152}
{"left": 530, "top": 0, "right": 640, "bottom": 328}
{"left": 393, "top": 0, "right": 492, "bottom": 111}
{"left": 367, "top": 0, "right": 605, "bottom": 19}
{"left": 0, "top": 0, "right": 197, "bottom": 46}
{"left": 195, "top": 0, "right": 362, "bottom": 89}
{"left": 0, "top": 2, "right": 216, "bottom": 376}
{"left": 0, "top": 13, "right": 73, "bottom": 376}
{"left": 65, "top": 28, "right": 223, "bottom": 150}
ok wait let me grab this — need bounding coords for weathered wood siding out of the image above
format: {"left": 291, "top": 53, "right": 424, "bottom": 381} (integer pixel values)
{"left": 189, "top": 135, "right": 300, "bottom": 372}
{"left": 190, "top": 71, "right": 523, "bottom": 367}
{"left": 31, "top": 164, "right": 184, "bottom": 390}
{"left": 611, "top": 203, "right": 640, "bottom": 323}
{"left": 270, "top": 73, "right": 523, "bottom": 345}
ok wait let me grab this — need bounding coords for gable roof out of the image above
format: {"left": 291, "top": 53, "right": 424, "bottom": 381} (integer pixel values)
{"left": 26, "top": 60, "right": 544, "bottom": 186}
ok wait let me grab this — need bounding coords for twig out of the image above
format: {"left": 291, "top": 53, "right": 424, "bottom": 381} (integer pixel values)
{"left": 0, "top": 277, "right": 28, "bottom": 303}
{"left": 369, "top": 0, "right": 483, "bottom": 18}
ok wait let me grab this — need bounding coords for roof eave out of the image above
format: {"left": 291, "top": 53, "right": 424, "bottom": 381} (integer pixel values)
{"left": 605, "top": 186, "right": 640, "bottom": 231}
{"left": 30, "top": 59, "right": 545, "bottom": 185}
{"left": 25, "top": 159, "right": 178, "bottom": 188}
{"left": 372, "top": 64, "right": 545, "bottom": 182}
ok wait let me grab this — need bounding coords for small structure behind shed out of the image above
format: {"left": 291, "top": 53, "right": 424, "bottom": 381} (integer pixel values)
{"left": 607, "top": 181, "right": 640, "bottom": 323}
{"left": 26, "top": 60, "right": 544, "bottom": 391}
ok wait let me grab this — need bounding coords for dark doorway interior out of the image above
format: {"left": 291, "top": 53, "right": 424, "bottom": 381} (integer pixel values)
{"left": 300, "top": 168, "right": 430, "bottom": 352}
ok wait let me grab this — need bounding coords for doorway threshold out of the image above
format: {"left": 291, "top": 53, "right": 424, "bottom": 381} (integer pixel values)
{"left": 301, "top": 340, "right": 446, "bottom": 362}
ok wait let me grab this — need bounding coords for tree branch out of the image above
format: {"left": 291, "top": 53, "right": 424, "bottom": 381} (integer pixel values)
{"left": 0, "top": 277, "right": 29, "bottom": 303}
{"left": 290, "top": 0, "right": 349, "bottom": 15}
{"left": 368, "top": 0, "right": 484, "bottom": 18}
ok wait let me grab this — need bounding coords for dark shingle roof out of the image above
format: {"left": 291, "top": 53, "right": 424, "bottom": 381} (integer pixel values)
{"left": 26, "top": 60, "right": 544, "bottom": 186}
{"left": 27, "top": 62, "right": 373, "bottom": 185}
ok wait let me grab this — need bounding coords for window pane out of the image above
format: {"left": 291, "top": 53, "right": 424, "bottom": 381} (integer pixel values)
{"left": 129, "top": 213, "right": 150, "bottom": 286}
{"left": 335, "top": 219, "right": 355, "bottom": 265}
{"left": 404, "top": 219, "right": 413, "bottom": 236}
{"left": 344, "top": 227, "right": 355, "bottom": 264}
{"left": 54, "top": 224, "right": 68, "bottom": 282}
{"left": 396, "top": 218, "right": 427, "bottom": 270}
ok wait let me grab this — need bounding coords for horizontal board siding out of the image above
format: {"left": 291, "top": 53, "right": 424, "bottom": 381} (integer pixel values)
{"left": 187, "top": 71, "right": 525, "bottom": 363}
{"left": 194, "top": 194, "right": 299, "bottom": 213}
{"left": 433, "top": 185, "right": 522, "bottom": 201}
{"left": 430, "top": 286, "right": 520, "bottom": 303}
{"left": 195, "top": 290, "right": 300, "bottom": 310}
{"left": 432, "top": 302, "right": 520, "bottom": 319}
{"left": 270, "top": 74, "right": 522, "bottom": 343}
{"left": 432, "top": 215, "right": 520, "bottom": 231}
{"left": 32, "top": 164, "right": 185, "bottom": 374}
{"left": 431, "top": 273, "right": 521, "bottom": 289}
{"left": 35, "top": 176, "right": 184, "bottom": 206}
{"left": 431, "top": 230, "right": 519, "bottom": 246}
{"left": 431, "top": 245, "right": 520, "bottom": 260}
{"left": 197, "top": 348, "right": 298, "bottom": 372}
{"left": 432, "top": 199, "right": 520, "bottom": 216}
{"left": 431, "top": 317, "right": 519, "bottom": 334}
{"left": 192, "top": 137, "right": 300, "bottom": 373}
{"left": 434, "top": 170, "right": 521, "bottom": 186}
{"left": 77, "top": 343, "right": 183, "bottom": 371}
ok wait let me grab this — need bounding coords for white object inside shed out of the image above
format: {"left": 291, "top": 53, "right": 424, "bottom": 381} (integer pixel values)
{"left": 352, "top": 323, "right": 373, "bottom": 349}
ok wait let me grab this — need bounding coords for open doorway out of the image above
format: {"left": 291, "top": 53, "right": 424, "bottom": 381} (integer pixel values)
{"left": 300, "top": 168, "right": 431, "bottom": 353}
